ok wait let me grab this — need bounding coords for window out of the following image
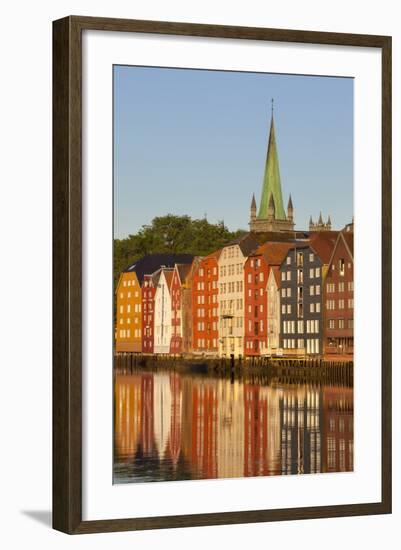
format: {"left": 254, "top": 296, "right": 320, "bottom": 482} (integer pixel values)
{"left": 348, "top": 298, "right": 354, "bottom": 309}
{"left": 316, "top": 302, "right": 321, "bottom": 313}
{"left": 298, "top": 339, "right": 304, "bottom": 349}
{"left": 297, "top": 252, "right": 304, "bottom": 266}
{"left": 310, "top": 285, "right": 315, "bottom": 296}
{"left": 298, "top": 303, "right": 303, "bottom": 318}
{"left": 287, "top": 288, "right": 292, "bottom": 298}
{"left": 120, "top": 292, "right": 123, "bottom": 299}
{"left": 281, "top": 288, "right": 286, "bottom": 298}
{"left": 286, "top": 256, "right": 291, "bottom": 265}
{"left": 119, "top": 305, "right": 123, "bottom": 313}
{"left": 259, "top": 272, "right": 264, "bottom": 282}
{"left": 309, "top": 253, "right": 314, "bottom": 262}
{"left": 348, "top": 281, "right": 354, "bottom": 291}
{"left": 247, "top": 273, "right": 252, "bottom": 283}
{"left": 339, "top": 259, "right": 345, "bottom": 276}
{"left": 339, "top": 299, "right": 345, "bottom": 309}
{"left": 310, "top": 303, "right": 315, "bottom": 313}
{"left": 287, "top": 304, "right": 291, "bottom": 314}
{"left": 297, "top": 320, "right": 304, "bottom": 333}
{"left": 338, "top": 319, "right": 345, "bottom": 329}
{"left": 338, "top": 282, "right": 345, "bottom": 292}
{"left": 315, "top": 267, "right": 321, "bottom": 278}
{"left": 297, "top": 269, "right": 303, "bottom": 284}
{"left": 348, "top": 319, "right": 354, "bottom": 329}
{"left": 327, "top": 300, "right": 335, "bottom": 310}
{"left": 282, "top": 304, "right": 286, "bottom": 314}
{"left": 328, "top": 319, "right": 335, "bottom": 329}
{"left": 287, "top": 271, "right": 291, "bottom": 281}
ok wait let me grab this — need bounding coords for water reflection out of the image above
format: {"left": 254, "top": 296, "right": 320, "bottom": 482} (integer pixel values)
{"left": 114, "top": 369, "right": 353, "bottom": 483}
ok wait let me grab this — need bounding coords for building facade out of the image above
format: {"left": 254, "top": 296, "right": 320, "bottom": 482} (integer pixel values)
{"left": 266, "top": 267, "right": 281, "bottom": 354}
{"left": 218, "top": 235, "right": 258, "bottom": 358}
{"left": 324, "top": 231, "right": 354, "bottom": 355}
{"left": 115, "top": 271, "right": 142, "bottom": 353}
{"left": 141, "top": 272, "right": 158, "bottom": 354}
{"left": 154, "top": 269, "right": 173, "bottom": 354}
{"left": 244, "top": 253, "right": 268, "bottom": 356}
{"left": 116, "top": 254, "right": 193, "bottom": 354}
{"left": 280, "top": 245, "right": 324, "bottom": 355}
{"left": 192, "top": 252, "right": 220, "bottom": 354}
{"left": 244, "top": 242, "right": 293, "bottom": 356}
{"left": 170, "top": 264, "right": 192, "bottom": 355}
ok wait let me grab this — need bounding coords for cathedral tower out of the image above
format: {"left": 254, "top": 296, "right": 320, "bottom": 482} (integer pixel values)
{"left": 250, "top": 105, "right": 295, "bottom": 233}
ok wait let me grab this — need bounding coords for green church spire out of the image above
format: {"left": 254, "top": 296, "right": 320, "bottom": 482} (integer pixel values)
{"left": 257, "top": 110, "right": 286, "bottom": 220}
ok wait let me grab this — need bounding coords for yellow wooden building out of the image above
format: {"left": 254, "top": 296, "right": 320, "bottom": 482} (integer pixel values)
{"left": 115, "top": 271, "right": 142, "bottom": 352}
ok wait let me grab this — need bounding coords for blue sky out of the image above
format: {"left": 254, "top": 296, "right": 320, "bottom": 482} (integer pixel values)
{"left": 114, "top": 65, "right": 353, "bottom": 239}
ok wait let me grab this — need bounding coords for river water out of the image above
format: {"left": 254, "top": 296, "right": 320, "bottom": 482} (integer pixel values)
{"left": 114, "top": 368, "right": 353, "bottom": 484}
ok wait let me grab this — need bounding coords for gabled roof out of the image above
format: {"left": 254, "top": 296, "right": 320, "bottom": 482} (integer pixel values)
{"left": 204, "top": 248, "right": 223, "bottom": 261}
{"left": 125, "top": 253, "right": 193, "bottom": 285}
{"left": 225, "top": 233, "right": 259, "bottom": 257}
{"left": 269, "top": 265, "right": 281, "bottom": 287}
{"left": 342, "top": 232, "right": 354, "bottom": 256}
{"left": 175, "top": 263, "right": 192, "bottom": 285}
{"left": 254, "top": 241, "right": 296, "bottom": 265}
{"left": 327, "top": 230, "right": 354, "bottom": 268}
{"left": 309, "top": 232, "right": 339, "bottom": 264}
{"left": 163, "top": 270, "right": 174, "bottom": 290}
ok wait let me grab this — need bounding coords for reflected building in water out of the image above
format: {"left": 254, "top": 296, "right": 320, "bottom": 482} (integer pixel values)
{"left": 166, "top": 373, "right": 183, "bottom": 468}
{"left": 114, "top": 370, "right": 353, "bottom": 483}
{"left": 114, "top": 374, "right": 142, "bottom": 462}
{"left": 216, "top": 380, "right": 244, "bottom": 479}
{"left": 322, "top": 386, "right": 354, "bottom": 472}
{"left": 153, "top": 373, "right": 172, "bottom": 460}
{"left": 279, "top": 386, "right": 323, "bottom": 475}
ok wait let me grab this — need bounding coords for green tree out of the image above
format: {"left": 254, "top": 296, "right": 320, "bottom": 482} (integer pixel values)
{"left": 113, "top": 214, "right": 246, "bottom": 288}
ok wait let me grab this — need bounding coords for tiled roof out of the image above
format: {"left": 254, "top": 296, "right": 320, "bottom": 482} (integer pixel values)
{"left": 256, "top": 241, "right": 301, "bottom": 265}
{"left": 309, "top": 232, "right": 339, "bottom": 264}
{"left": 204, "top": 248, "right": 222, "bottom": 261}
{"left": 175, "top": 263, "right": 192, "bottom": 284}
{"left": 226, "top": 233, "right": 259, "bottom": 256}
{"left": 342, "top": 231, "right": 354, "bottom": 257}
{"left": 163, "top": 270, "right": 174, "bottom": 290}
{"left": 125, "top": 253, "right": 194, "bottom": 285}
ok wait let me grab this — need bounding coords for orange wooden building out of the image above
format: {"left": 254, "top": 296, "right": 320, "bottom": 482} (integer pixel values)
{"left": 192, "top": 251, "right": 221, "bottom": 355}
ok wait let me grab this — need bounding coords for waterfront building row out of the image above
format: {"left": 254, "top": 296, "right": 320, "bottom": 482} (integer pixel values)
{"left": 115, "top": 228, "right": 353, "bottom": 358}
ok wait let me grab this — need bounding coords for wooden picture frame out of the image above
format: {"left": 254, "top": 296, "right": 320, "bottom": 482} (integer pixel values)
{"left": 53, "top": 15, "right": 392, "bottom": 534}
